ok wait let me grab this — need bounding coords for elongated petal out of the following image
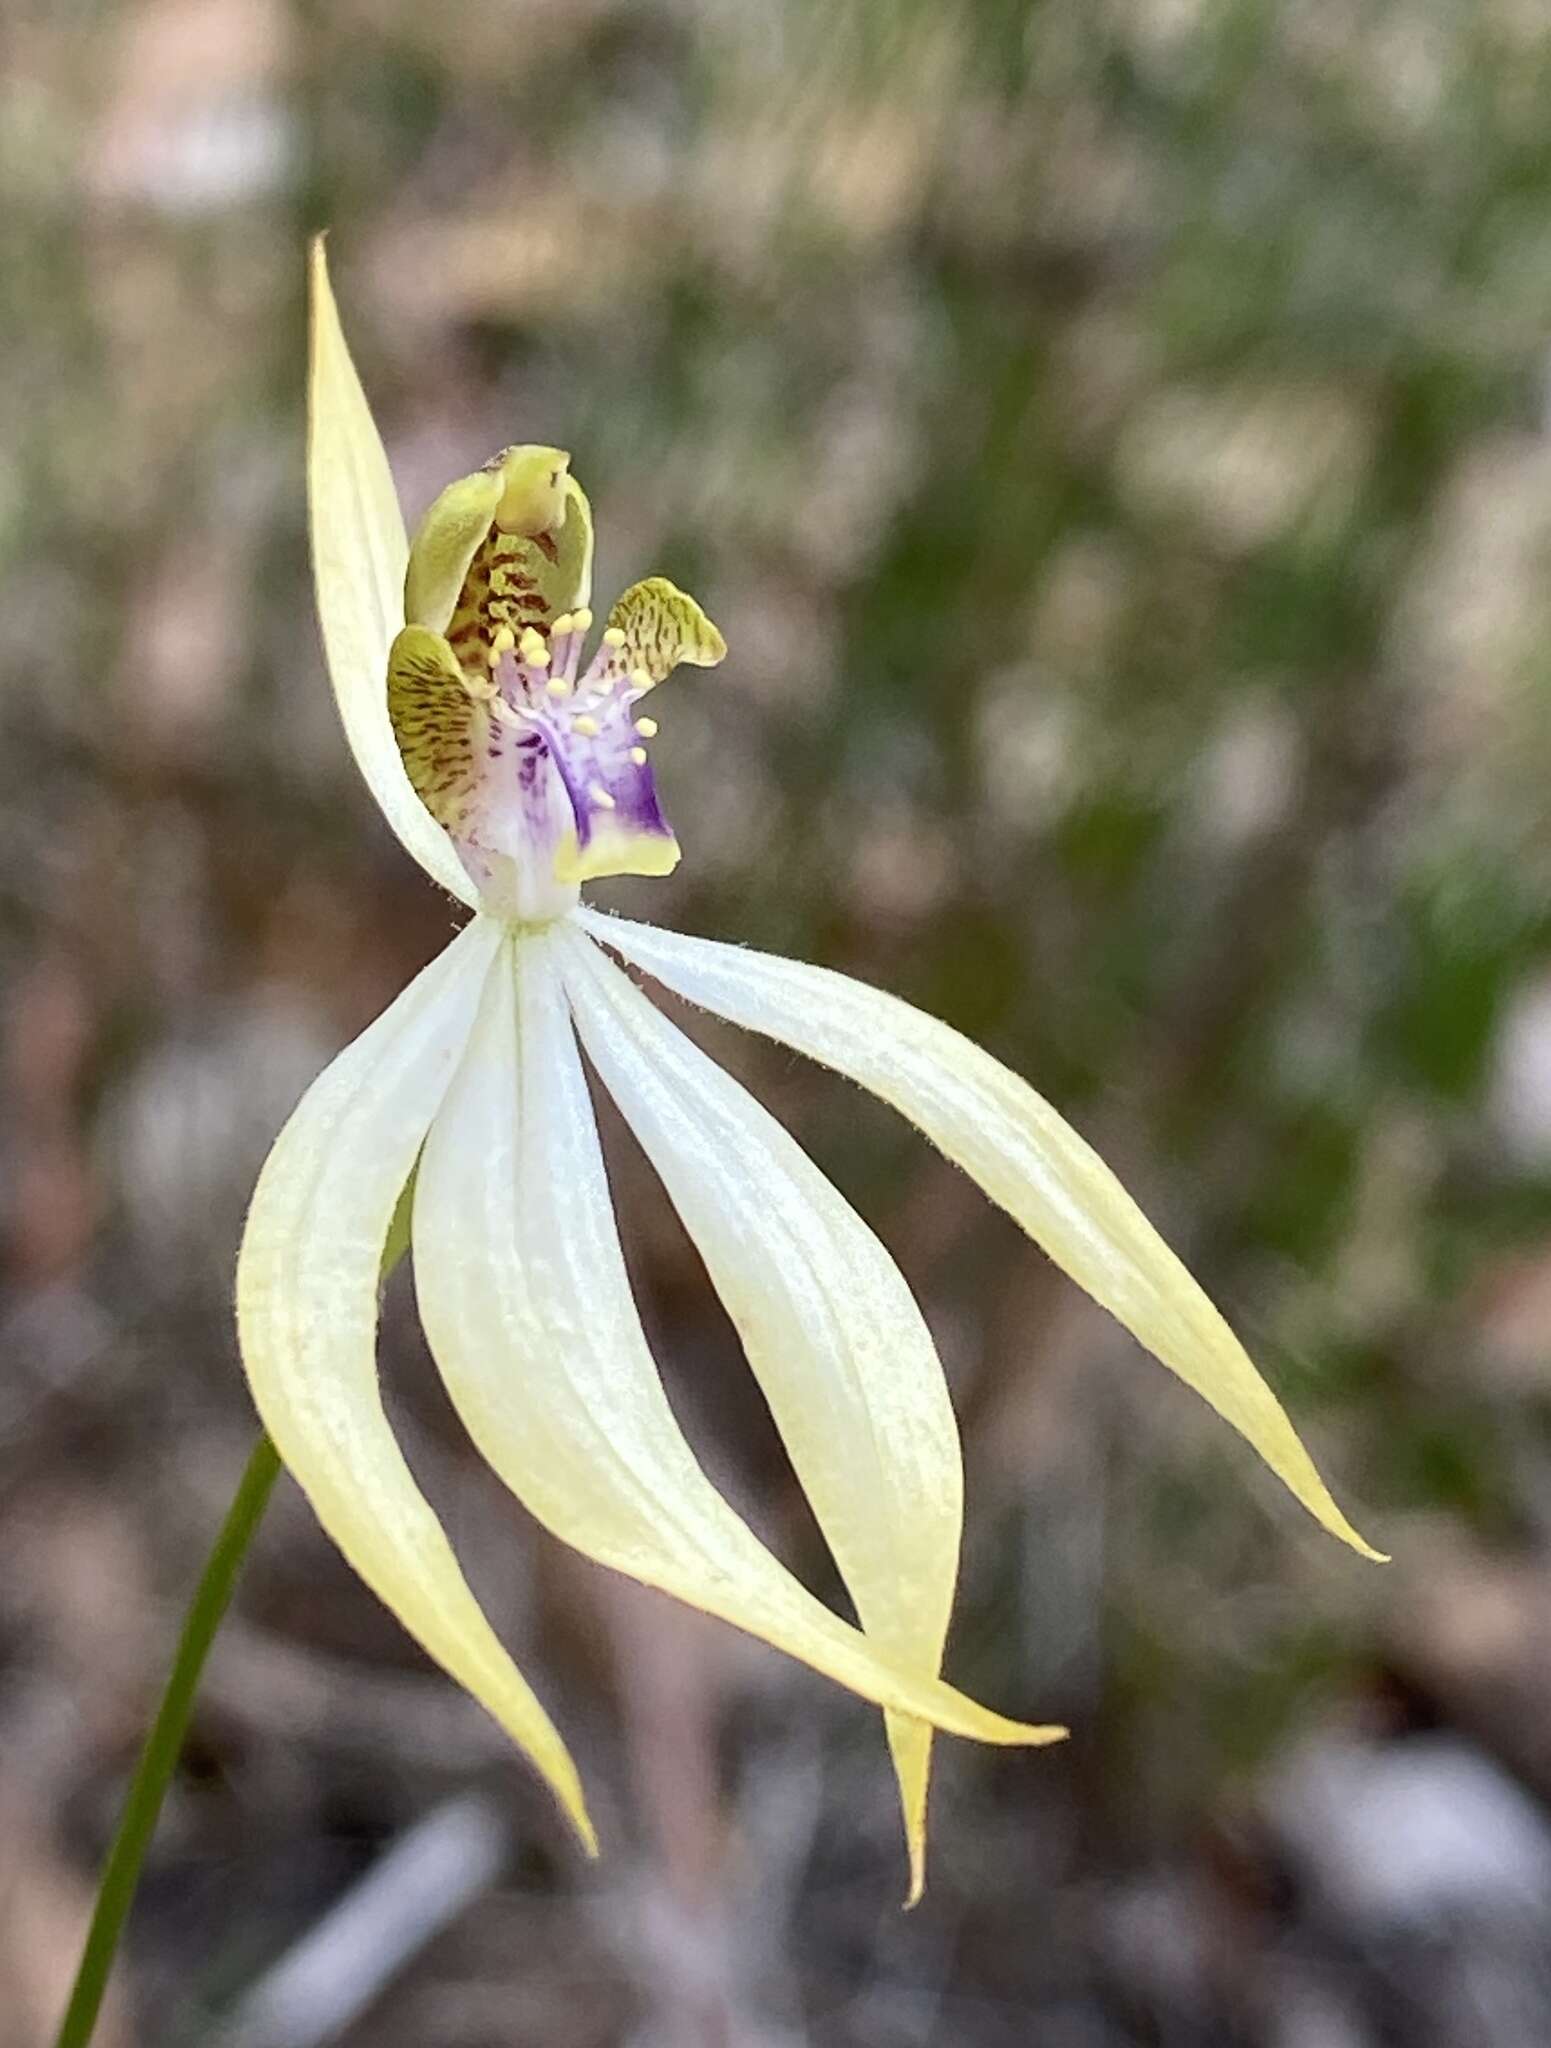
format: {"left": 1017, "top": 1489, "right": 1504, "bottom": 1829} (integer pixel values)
{"left": 412, "top": 930, "right": 1066, "bottom": 1750}
{"left": 558, "top": 929, "right": 961, "bottom": 1901}
{"left": 578, "top": 912, "right": 1385, "bottom": 1562}
{"left": 307, "top": 238, "right": 476, "bottom": 905}
{"left": 236, "top": 917, "right": 593, "bottom": 1846}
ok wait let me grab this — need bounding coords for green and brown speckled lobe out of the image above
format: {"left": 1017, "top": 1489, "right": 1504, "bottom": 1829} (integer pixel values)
{"left": 602, "top": 577, "right": 727, "bottom": 685}
{"left": 386, "top": 624, "right": 498, "bottom": 834}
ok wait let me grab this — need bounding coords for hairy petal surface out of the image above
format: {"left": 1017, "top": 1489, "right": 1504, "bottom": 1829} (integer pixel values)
{"left": 307, "top": 238, "right": 475, "bottom": 904}
{"left": 579, "top": 912, "right": 1384, "bottom": 1562}
{"left": 236, "top": 918, "right": 592, "bottom": 1845}
{"left": 413, "top": 930, "right": 1066, "bottom": 1750}
{"left": 559, "top": 929, "right": 960, "bottom": 1901}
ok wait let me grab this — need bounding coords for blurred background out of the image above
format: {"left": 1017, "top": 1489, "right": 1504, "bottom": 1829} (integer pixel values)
{"left": 6, "top": 0, "right": 1551, "bottom": 2041}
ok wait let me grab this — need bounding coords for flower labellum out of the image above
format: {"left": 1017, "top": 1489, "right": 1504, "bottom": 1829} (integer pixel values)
{"left": 237, "top": 239, "right": 1382, "bottom": 1903}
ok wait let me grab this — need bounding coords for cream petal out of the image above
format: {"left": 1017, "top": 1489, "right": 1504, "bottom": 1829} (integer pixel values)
{"left": 236, "top": 916, "right": 592, "bottom": 1846}
{"left": 557, "top": 927, "right": 961, "bottom": 1901}
{"left": 577, "top": 912, "right": 1385, "bottom": 1562}
{"left": 412, "top": 928, "right": 1066, "bottom": 1750}
{"left": 307, "top": 239, "right": 476, "bottom": 905}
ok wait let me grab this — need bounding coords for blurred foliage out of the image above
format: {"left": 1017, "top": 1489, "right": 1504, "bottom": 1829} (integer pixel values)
{"left": 6, "top": 0, "right": 1551, "bottom": 2041}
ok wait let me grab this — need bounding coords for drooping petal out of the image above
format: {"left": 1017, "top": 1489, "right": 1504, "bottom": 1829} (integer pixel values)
{"left": 235, "top": 917, "right": 594, "bottom": 1847}
{"left": 306, "top": 238, "right": 476, "bottom": 906}
{"left": 578, "top": 912, "right": 1385, "bottom": 1563}
{"left": 412, "top": 928, "right": 1067, "bottom": 1751}
{"left": 558, "top": 928, "right": 961, "bottom": 1902}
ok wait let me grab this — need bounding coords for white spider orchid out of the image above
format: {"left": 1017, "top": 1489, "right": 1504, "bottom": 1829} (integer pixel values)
{"left": 236, "top": 242, "right": 1380, "bottom": 1902}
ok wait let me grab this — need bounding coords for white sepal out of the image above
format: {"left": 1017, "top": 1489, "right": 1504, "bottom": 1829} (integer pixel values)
{"left": 412, "top": 928, "right": 1065, "bottom": 1746}
{"left": 236, "top": 916, "right": 592, "bottom": 1846}
{"left": 558, "top": 927, "right": 962, "bottom": 1902}
{"left": 308, "top": 239, "right": 476, "bottom": 905}
{"left": 578, "top": 910, "right": 1382, "bottom": 1561}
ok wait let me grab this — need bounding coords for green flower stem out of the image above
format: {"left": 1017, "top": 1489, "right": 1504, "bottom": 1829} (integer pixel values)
{"left": 54, "top": 1433, "right": 283, "bottom": 2048}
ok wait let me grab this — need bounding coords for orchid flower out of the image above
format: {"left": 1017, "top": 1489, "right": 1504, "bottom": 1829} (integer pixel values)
{"left": 236, "top": 242, "right": 1380, "bottom": 1901}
